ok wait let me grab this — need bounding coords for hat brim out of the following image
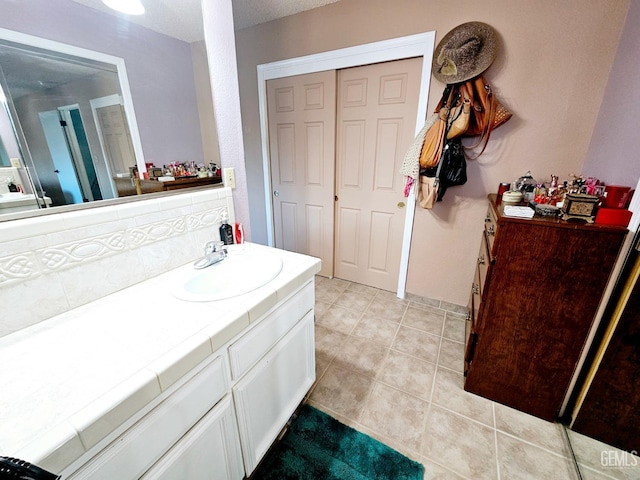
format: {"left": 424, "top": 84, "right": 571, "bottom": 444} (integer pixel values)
{"left": 432, "top": 21, "right": 497, "bottom": 84}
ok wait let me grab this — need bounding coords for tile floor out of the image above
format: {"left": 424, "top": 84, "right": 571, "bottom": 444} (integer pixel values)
{"left": 307, "top": 276, "right": 640, "bottom": 480}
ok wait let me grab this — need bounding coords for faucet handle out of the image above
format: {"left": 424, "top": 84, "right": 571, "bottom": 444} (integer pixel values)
{"left": 205, "top": 241, "right": 225, "bottom": 255}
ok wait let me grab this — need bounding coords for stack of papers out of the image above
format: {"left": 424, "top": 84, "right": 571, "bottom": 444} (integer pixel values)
{"left": 503, "top": 205, "right": 535, "bottom": 219}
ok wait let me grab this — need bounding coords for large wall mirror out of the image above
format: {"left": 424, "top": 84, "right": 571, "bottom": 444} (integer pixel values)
{"left": 0, "top": 0, "right": 219, "bottom": 219}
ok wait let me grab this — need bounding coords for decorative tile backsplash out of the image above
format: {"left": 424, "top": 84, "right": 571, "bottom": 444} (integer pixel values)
{"left": 0, "top": 187, "right": 235, "bottom": 338}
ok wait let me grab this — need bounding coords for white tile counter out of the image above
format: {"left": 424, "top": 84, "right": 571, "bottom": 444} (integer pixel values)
{"left": 0, "top": 243, "right": 320, "bottom": 475}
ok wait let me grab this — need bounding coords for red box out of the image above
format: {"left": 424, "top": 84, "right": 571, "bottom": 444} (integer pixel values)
{"left": 595, "top": 208, "right": 632, "bottom": 227}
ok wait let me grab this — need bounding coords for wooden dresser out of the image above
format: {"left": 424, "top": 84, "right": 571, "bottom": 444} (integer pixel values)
{"left": 464, "top": 194, "right": 628, "bottom": 421}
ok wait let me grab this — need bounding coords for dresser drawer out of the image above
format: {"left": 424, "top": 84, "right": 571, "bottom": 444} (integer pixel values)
{"left": 483, "top": 205, "right": 498, "bottom": 256}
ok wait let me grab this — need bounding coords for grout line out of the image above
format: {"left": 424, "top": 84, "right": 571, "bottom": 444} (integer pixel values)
{"left": 561, "top": 425, "right": 583, "bottom": 480}
{"left": 493, "top": 402, "right": 501, "bottom": 480}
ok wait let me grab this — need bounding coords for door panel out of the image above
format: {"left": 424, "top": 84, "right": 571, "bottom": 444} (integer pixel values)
{"left": 267, "top": 71, "right": 337, "bottom": 277}
{"left": 334, "top": 58, "right": 422, "bottom": 291}
{"left": 96, "top": 104, "right": 135, "bottom": 176}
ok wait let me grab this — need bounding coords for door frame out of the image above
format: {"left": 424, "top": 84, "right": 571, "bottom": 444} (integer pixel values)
{"left": 257, "top": 32, "right": 435, "bottom": 297}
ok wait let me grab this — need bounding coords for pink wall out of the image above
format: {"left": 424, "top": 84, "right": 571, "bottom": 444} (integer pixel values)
{"left": 235, "top": 0, "right": 631, "bottom": 305}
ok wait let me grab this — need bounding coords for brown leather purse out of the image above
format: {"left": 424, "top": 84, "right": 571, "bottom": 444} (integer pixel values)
{"left": 446, "top": 87, "right": 471, "bottom": 139}
{"left": 462, "top": 75, "right": 512, "bottom": 158}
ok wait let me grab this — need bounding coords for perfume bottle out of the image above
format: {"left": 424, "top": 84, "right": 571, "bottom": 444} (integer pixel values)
{"left": 219, "top": 212, "right": 234, "bottom": 245}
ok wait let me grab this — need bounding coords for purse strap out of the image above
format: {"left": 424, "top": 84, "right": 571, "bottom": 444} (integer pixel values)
{"left": 464, "top": 78, "right": 497, "bottom": 160}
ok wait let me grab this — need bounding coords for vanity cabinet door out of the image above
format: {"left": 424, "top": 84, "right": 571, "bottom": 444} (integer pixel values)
{"left": 232, "top": 312, "right": 315, "bottom": 475}
{"left": 141, "top": 395, "right": 243, "bottom": 480}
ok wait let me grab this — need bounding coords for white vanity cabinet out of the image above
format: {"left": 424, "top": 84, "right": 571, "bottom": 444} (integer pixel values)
{"left": 232, "top": 311, "right": 315, "bottom": 474}
{"left": 67, "top": 355, "right": 234, "bottom": 480}
{"left": 63, "top": 279, "right": 316, "bottom": 480}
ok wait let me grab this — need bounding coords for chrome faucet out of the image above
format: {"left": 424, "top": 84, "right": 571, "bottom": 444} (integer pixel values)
{"left": 193, "top": 241, "right": 227, "bottom": 269}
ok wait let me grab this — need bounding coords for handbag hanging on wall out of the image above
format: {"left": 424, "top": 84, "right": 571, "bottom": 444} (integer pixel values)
{"left": 419, "top": 86, "right": 455, "bottom": 169}
{"left": 461, "top": 75, "right": 512, "bottom": 158}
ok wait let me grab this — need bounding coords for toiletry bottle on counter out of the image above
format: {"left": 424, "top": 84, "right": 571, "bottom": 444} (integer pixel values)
{"left": 219, "top": 213, "right": 234, "bottom": 245}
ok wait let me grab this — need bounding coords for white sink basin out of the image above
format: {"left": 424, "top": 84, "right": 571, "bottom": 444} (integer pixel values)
{"left": 173, "top": 246, "right": 283, "bottom": 302}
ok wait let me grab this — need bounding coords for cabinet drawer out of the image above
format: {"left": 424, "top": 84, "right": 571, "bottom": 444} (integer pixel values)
{"left": 69, "top": 355, "right": 228, "bottom": 480}
{"left": 477, "top": 231, "right": 493, "bottom": 298}
{"left": 483, "top": 205, "right": 498, "bottom": 256}
{"left": 228, "top": 281, "right": 314, "bottom": 380}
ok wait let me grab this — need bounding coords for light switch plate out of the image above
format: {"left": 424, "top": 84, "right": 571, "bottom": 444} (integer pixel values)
{"left": 10, "top": 158, "right": 21, "bottom": 168}
{"left": 223, "top": 167, "right": 236, "bottom": 189}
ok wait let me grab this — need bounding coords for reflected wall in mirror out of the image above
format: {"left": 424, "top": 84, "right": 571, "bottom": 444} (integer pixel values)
{"left": 0, "top": 0, "right": 219, "bottom": 219}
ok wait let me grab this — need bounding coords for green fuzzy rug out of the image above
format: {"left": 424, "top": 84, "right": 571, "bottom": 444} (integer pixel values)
{"left": 251, "top": 405, "right": 424, "bottom": 480}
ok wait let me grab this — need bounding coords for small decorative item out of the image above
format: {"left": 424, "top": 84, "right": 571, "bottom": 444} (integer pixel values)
{"left": 561, "top": 193, "right": 599, "bottom": 223}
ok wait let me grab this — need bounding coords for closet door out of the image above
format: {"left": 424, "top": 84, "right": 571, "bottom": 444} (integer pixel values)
{"left": 334, "top": 57, "right": 422, "bottom": 291}
{"left": 267, "top": 71, "right": 337, "bottom": 278}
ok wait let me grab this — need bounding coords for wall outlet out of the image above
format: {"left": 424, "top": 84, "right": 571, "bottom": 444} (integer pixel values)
{"left": 223, "top": 167, "right": 236, "bottom": 189}
{"left": 10, "top": 158, "right": 21, "bottom": 168}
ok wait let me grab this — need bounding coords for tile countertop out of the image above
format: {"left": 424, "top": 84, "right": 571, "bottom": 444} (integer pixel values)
{"left": 0, "top": 243, "right": 320, "bottom": 474}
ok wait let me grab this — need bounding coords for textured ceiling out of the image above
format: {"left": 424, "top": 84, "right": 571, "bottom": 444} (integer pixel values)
{"left": 68, "top": 0, "right": 342, "bottom": 42}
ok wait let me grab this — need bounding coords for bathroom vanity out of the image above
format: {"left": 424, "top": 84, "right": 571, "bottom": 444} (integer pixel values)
{"left": 0, "top": 243, "right": 320, "bottom": 479}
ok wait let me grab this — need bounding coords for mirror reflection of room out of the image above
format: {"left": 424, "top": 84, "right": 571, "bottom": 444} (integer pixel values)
{"left": 0, "top": 0, "right": 221, "bottom": 216}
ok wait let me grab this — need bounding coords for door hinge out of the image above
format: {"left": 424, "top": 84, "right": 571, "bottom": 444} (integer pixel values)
{"left": 335, "top": 195, "right": 338, "bottom": 202}
{"left": 59, "top": 120, "right": 67, "bottom": 127}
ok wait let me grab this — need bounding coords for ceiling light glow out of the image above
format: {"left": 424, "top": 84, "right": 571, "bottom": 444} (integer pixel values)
{"left": 102, "top": 0, "right": 145, "bottom": 15}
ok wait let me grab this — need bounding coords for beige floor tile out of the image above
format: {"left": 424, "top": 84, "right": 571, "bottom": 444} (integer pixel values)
{"left": 332, "top": 335, "right": 388, "bottom": 378}
{"left": 315, "top": 351, "right": 332, "bottom": 378}
{"left": 494, "top": 402, "right": 571, "bottom": 455}
{"left": 377, "top": 349, "right": 436, "bottom": 401}
{"left": 497, "top": 432, "right": 578, "bottom": 480}
{"left": 347, "top": 282, "right": 380, "bottom": 296}
{"left": 440, "top": 301, "right": 469, "bottom": 315}
{"left": 442, "top": 313, "right": 466, "bottom": 343}
{"left": 422, "top": 405, "right": 497, "bottom": 479}
{"left": 334, "top": 288, "right": 375, "bottom": 311}
{"left": 315, "top": 304, "right": 362, "bottom": 334}
{"left": 315, "top": 277, "right": 348, "bottom": 303}
{"left": 351, "top": 313, "right": 400, "bottom": 347}
{"left": 375, "top": 289, "right": 409, "bottom": 303}
{"left": 566, "top": 430, "right": 633, "bottom": 480}
{"left": 359, "top": 382, "right": 429, "bottom": 454}
{"left": 314, "top": 300, "right": 331, "bottom": 319}
{"left": 403, "top": 304, "right": 445, "bottom": 335}
{"left": 392, "top": 325, "right": 441, "bottom": 363}
{"left": 575, "top": 465, "right": 633, "bottom": 480}
{"left": 438, "top": 337, "right": 465, "bottom": 373}
{"left": 431, "top": 367, "right": 494, "bottom": 427}
{"left": 405, "top": 292, "right": 441, "bottom": 308}
{"left": 309, "top": 362, "right": 374, "bottom": 420}
{"left": 420, "top": 458, "right": 468, "bottom": 479}
{"left": 365, "top": 296, "right": 408, "bottom": 323}
{"left": 314, "top": 324, "right": 348, "bottom": 360}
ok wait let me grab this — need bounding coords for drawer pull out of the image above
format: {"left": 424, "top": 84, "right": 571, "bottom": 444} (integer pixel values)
{"left": 472, "top": 283, "right": 480, "bottom": 295}
{"left": 487, "top": 225, "right": 495, "bottom": 236}
{"left": 485, "top": 215, "right": 491, "bottom": 223}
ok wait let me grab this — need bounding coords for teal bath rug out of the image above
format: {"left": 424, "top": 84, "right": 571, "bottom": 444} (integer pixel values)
{"left": 251, "top": 404, "right": 424, "bottom": 480}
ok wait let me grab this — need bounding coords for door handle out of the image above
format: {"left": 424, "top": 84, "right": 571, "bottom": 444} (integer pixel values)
{"left": 54, "top": 169, "right": 60, "bottom": 174}
{"left": 273, "top": 190, "right": 279, "bottom": 197}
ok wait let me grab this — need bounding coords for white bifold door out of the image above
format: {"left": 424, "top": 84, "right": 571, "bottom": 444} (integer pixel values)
{"left": 267, "top": 57, "right": 421, "bottom": 291}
